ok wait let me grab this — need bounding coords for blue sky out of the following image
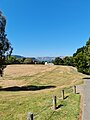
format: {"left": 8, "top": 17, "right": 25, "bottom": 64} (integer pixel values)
{"left": 0, "top": 0, "right": 90, "bottom": 57}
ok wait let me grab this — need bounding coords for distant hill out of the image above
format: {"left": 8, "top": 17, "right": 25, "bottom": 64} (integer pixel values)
{"left": 12, "top": 55, "right": 38, "bottom": 62}
{"left": 12, "top": 55, "right": 64, "bottom": 62}
{"left": 12, "top": 55, "right": 25, "bottom": 58}
{"left": 36, "top": 57, "right": 55, "bottom": 62}
{"left": 36, "top": 56, "right": 65, "bottom": 62}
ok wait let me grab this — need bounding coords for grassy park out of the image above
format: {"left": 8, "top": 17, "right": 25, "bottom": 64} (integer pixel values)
{"left": 0, "top": 1, "right": 90, "bottom": 120}
{"left": 0, "top": 65, "right": 86, "bottom": 120}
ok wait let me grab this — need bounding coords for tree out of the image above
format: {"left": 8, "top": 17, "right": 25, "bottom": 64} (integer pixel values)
{"left": 86, "top": 37, "right": 90, "bottom": 46}
{"left": 16, "top": 58, "right": 26, "bottom": 64}
{"left": 63, "top": 56, "right": 73, "bottom": 66}
{"left": 23, "top": 58, "right": 34, "bottom": 64}
{"left": 73, "top": 38, "right": 90, "bottom": 75}
{"left": 5, "top": 56, "right": 18, "bottom": 64}
{"left": 73, "top": 46, "right": 85, "bottom": 57}
{"left": 53, "top": 57, "right": 64, "bottom": 65}
{"left": 0, "top": 11, "right": 13, "bottom": 76}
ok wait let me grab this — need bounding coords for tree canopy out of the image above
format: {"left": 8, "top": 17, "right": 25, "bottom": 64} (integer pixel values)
{"left": 0, "top": 11, "right": 13, "bottom": 76}
{"left": 53, "top": 38, "right": 90, "bottom": 75}
{"left": 73, "top": 38, "right": 90, "bottom": 74}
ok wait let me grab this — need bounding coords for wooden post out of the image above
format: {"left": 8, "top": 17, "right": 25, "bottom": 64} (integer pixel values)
{"left": 73, "top": 85, "right": 76, "bottom": 94}
{"left": 61, "top": 90, "right": 64, "bottom": 100}
{"left": 52, "top": 96, "right": 56, "bottom": 110}
{"left": 27, "top": 112, "right": 33, "bottom": 120}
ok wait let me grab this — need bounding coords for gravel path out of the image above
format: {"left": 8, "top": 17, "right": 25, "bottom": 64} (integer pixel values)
{"left": 82, "top": 79, "right": 90, "bottom": 120}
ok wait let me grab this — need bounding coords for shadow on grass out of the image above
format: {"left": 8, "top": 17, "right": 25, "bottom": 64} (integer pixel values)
{"left": 56, "top": 104, "right": 63, "bottom": 109}
{"left": 83, "top": 77, "right": 90, "bottom": 79}
{"left": 0, "top": 85, "right": 56, "bottom": 91}
{"left": 64, "top": 96, "right": 69, "bottom": 100}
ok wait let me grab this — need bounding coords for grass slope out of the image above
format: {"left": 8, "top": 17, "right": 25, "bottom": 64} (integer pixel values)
{"left": 0, "top": 65, "right": 86, "bottom": 120}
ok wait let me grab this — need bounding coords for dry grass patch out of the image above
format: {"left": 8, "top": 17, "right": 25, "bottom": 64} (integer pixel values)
{"left": 4, "top": 64, "right": 56, "bottom": 77}
{"left": 0, "top": 65, "right": 86, "bottom": 88}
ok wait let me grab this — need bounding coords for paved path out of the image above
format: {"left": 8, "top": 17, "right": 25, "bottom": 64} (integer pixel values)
{"left": 82, "top": 79, "right": 90, "bottom": 120}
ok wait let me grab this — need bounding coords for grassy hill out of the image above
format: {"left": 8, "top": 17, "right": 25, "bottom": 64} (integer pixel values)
{"left": 0, "top": 65, "right": 86, "bottom": 120}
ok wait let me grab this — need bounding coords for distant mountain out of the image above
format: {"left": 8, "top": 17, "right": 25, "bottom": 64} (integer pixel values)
{"left": 12, "top": 55, "right": 64, "bottom": 62}
{"left": 12, "top": 55, "right": 38, "bottom": 62}
{"left": 12, "top": 55, "right": 25, "bottom": 58}
{"left": 36, "top": 57, "right": 56, "bottom": 62}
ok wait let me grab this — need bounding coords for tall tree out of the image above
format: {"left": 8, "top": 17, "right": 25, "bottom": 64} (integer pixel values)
{"left": 63, "top": 56, "right": 73, "bottom": 66}
{"left": 73, "top": 38, "right": 90, "bottom": 75}
{"left": 53, "top": 57, "right": 64, "bottom": 65}
{"left": 0, "top": 11, "right": 13, "bottom": 76}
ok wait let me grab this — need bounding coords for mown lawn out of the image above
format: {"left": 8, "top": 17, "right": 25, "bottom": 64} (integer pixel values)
{"left": 0, "top": 88, "right": 81, "bottom": 120}
{"left": 0, "top": 65, "right": 86, "bottom": 120}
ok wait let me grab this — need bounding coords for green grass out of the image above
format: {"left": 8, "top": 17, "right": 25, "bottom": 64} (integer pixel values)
{"left": 0, "top": 65, "right": 86, "bottom": 120}
{"left": 0, "top": 87, "right": 80, "bottom": 120}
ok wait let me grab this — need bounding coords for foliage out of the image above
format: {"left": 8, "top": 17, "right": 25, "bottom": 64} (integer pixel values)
{"left": 73, "top": 38, "right": 90, "bottom": 74}
{"left": 63, "top": 56, "right": 73, "bottom": 66}
{"left": 23, "top": 58, "right": 34, "bottom": 64}
{"left": 5, "top": 56, "right": 26, "bottom": 64}
{"left": 73, "top": 46, "right": 85, "bottom": 57}
{"left": 5, "top": 56, "right": 45, "bottom": 65}
{"left": 53, "top": 56, "right": 74, "bottom": 66}
{"left": 86, "top": 37, "right": 90, "bottom": 46}
{"left": 5, "top": 56, "right": 18, "bottom": 64}
{"left": 0, "top": 11, "right": 13, "bottom": 76}
{"left": 53, "top": 57, "right": 64, "bottom": 65}
{"left": 53, "top": 38, "right": 90, "bottom": 75}
{"left": 16, "top": 58, "right": 26, "bottom": 64}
